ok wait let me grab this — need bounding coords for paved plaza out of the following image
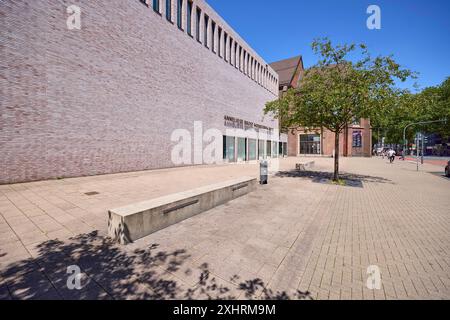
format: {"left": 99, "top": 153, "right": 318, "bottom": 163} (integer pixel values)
{"left": 0, "top": 157, "right": 449, "bottom": 300}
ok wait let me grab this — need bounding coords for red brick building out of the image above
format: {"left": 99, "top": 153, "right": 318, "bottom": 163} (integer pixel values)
{"left": 270, "top": 56, "right": 372, "bottom": 157}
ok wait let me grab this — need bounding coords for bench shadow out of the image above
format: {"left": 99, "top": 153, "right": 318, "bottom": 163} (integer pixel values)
{"left": 0, "top": 231, "right": 312, "bottom": 300}
{"left": 275, "top": 170, "right": 394, "bottom": 188}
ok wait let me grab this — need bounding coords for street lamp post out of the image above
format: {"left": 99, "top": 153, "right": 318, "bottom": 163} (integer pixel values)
{"left": 416, "top": 133, "right": 420, "bottom": 171}
{"left": 421, "top": 133, "right": 425, "bottom": 165}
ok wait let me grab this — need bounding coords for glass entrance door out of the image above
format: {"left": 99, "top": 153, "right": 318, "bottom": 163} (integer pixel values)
{"left": 299, "top": 134, "right": 321, "bottom": 155}
{"left": 237, "top": 137, "right": 247, "bottom": 161}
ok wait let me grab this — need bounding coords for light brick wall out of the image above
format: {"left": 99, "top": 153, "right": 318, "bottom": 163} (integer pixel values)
{"left": 0, "top": 0, "right": 279, "bottom": 184}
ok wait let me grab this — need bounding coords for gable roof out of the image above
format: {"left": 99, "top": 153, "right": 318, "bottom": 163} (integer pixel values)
{"left": 269, "top": 55, "right": 303, "bottom": 87}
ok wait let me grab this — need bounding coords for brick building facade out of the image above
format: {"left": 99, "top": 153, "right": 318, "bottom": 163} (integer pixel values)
{"left": 270, "top": 56, "right": 372, "bottom": 157}
{"left": 0, "top": 0, "right": 282, "bottom": 184}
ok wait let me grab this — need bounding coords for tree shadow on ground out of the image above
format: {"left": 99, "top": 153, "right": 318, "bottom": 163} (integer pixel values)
{"left": 0, "top": 231, "right": 312, "bottom": 300}
{"left": 275, "top": 170, "right": 394, "bottom": 188}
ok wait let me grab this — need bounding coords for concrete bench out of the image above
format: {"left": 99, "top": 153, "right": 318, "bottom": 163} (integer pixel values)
{"left": 108, "top": 177, "right": 257, "bottom": 244}
{"left": 296, "top": 161, "right": 315, "bottom": 171}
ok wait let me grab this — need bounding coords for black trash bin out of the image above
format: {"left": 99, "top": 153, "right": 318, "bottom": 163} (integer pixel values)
{"left": 260, "top": 160, "right": 268, "bottom": 185}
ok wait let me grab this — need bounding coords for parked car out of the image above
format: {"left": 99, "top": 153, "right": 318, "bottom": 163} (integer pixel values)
{"left": 445, "top": 161, "right": 450, "bottom": 177}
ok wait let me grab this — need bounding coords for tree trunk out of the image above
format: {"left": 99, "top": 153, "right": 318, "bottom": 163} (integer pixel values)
{"left": 333, "top": 131, "right": 340, "bottom": 181}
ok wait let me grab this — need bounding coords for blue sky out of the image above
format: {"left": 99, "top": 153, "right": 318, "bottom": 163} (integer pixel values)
{"left": 206, "top": 0, "right": 450, "bottom": 91}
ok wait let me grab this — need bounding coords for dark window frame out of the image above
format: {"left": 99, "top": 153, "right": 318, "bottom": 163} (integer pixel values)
{"left": 165, "top": 0, "right": 172, "bottom": 21}
{"left": 153, "top": 0, "right": 160, "bottom": 13}
{"left": 352, "top": 131, "right": 363, "bottom": 148}
{"left": 229, "top": 37, "right": 234, "bottom": 65}
{"left": 186, "top": 0, "right": 193, "bottom": 36}
{"left": 223, "top": 32, "right": 228, "bottom": 61}
{"left": 204, "top": 14, "right": 209, "bottom": 48}
{"left": 218, "top": 27, "right": 223, "bottom": 57}
{"left": 211, "top": 20, "right": 216, "bottom": 53}
{"left": 177, "top": 0, "right": 183, "bottom": 30}
{"left": 195, "top": 7, "right": 201, "bottom": 42}
{"left": 223, "top": 136, "right": 236, "bottom": 162}
{"left": 238, "top": 46, "right": 242, "bottom": 71}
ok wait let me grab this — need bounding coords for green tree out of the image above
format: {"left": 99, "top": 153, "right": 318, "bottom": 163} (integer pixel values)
{"left": 265, "top": 38, "right": 413, "bottom": 181}
{"left": 415, "top": 78, "right": 450, "bottom": 138}
{"left": 372, "top": 77, "right": 450, "bottom": 145}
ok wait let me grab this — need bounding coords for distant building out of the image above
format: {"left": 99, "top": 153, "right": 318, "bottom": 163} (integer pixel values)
{"left": 270, "top": 55, "right": 372, "bottom": 157}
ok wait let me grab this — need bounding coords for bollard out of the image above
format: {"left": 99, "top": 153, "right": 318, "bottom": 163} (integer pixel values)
{"left": 260, "top": 160, "right": 268, "bottom": 185}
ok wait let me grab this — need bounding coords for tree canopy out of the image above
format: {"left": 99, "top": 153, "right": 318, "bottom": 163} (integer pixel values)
{"left": 373, "top": 77, "right": 450, "bottom": 144}
{"left": 265, "top": 38, "right": 414, "bottom": 180}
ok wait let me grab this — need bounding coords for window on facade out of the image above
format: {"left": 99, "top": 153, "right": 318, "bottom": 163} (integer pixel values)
{"left": 272, "top": 141, "right": 278, "bottom": 157}
{"left": 299, "top": 134, "right": 321, "bottom": 155}
{"left": 186, "top": 0, "right": 193, "bottom": 35}
{"left": 352, "top": 131, "right": 362, "bottom": 148}
{"left": 234, "top": 44, "right": 238, "bottom": 68}
{"left": 165, "top": 0, "right": 171, "bottom": 21}
{"left": 223, "top": 136, "right": 236, "bottom": 162}
{"left": 266, "top": 140, "right": 272, "bottom": 157}
{"left": 177, "top": 0, "right": 183, "bottom": 29}
{"left": 153, "top": 0, "right": 160, "bottom": 12}
{"left": 195, "top": 7, "right": 201, "bottom": 41}
{"left": 204, "top": 15, "right": 209, "bottom": 47}
{"left": 248, "top": 139, "right": 257, "bottom": 161}
{"left": 223, "top": 32, "right": 228, "bottom": 61}
{"left": 211, "top": 21, "right": 216, "bottom": 52}
{"left": 258, "top": 140, "right": 265, "bottom": 159}
{"left": 241, "top": 50, "right": 244, "bottom": 73}
{"left": 229, "top": 38, "right": 234, "bottom": 65}
{"left": 255, "top": 63, "right": 258, "bottom": 83}
{"left": 238, "top": 46, "right": 242, "bottom": 70}
{"left": 257, "top": 63, "right": 260, "bottom": 83}
{"left": 218, "top": 27, "right": 222, "bottom": 57}
{"left": 237, "top": 138, "right": 247, "bottom": 162}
